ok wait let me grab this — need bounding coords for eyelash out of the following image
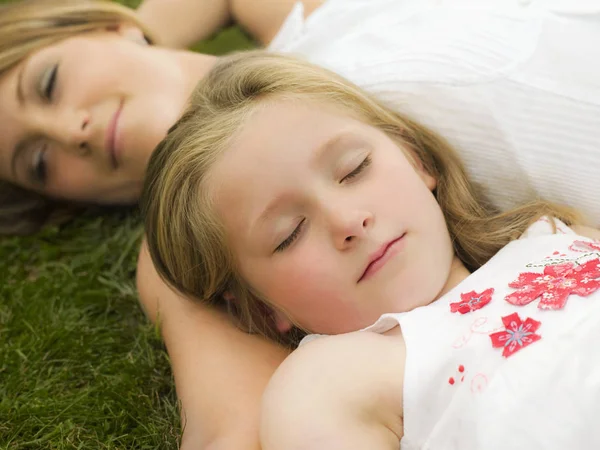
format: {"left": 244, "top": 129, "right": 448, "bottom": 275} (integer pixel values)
{"left": 273, "top": 156, "right": 372, "bottom": 253}
{"left": 340, "top": 155, "right": 371, "bottom": 183}
{"left": 42, "top": 64, "right": 59, "bottom": 101}
{"left": 29, "top": 145, "right": 48, "bottom": 185}
{"left": 275, "top": 218, "right": 305, "bottom": 253}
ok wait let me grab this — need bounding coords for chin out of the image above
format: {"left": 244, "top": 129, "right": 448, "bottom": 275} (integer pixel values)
{"left": 105, "top": 183, "right": 143, "bottom": 206}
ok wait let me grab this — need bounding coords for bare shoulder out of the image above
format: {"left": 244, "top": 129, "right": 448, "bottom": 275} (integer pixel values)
{"left": 266, "top": 331, "right": 405, "bottom": 396}
{"left": 136, "top": 238, "right": 187, "bottom": 323}
{"left": 261, "top": 331, "right": 405, "bottom": 449}
{"left": 136, "top": 238, "right": 162, "bottom": 286}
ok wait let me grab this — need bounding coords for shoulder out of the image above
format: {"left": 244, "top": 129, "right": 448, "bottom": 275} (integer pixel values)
{"left": 266, "top": 330, "right": 405, "bottom": 397}
{"left": 260, "top": 331, "right": 405, "bottom": 448}
{"left": 136, "top": 238, "right": 182, "bottom": 322}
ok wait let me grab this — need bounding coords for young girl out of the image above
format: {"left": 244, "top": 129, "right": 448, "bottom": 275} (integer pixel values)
{"left": 142, "top": 51, "right": 600, "bottom": 449}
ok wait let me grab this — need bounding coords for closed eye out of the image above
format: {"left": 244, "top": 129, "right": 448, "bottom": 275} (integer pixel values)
{"left": 41, "top": 64, "right": 59, "bottom": 101}
{"left": 341, "top": 155, "right": 371, "bottom": 183}
{"left": 29, "top": 144, "right": 48, "bottom": 185}
{"left": 275, "top": 218, "right": 305, "bottom": 253}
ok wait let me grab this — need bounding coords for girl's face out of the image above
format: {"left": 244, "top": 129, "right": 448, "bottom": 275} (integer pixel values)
{"left": 210, "top": 99, "right": 459, "bottom": 335}
{"left": 0, "top": 28, "right": 199, "bottom": 204}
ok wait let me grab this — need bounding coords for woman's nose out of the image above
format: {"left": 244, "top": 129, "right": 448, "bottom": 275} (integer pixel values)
{"left": 37, "top": 109, "right": 91, "bottom": 154}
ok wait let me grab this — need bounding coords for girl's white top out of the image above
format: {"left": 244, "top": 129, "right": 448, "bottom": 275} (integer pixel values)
{"left": 271, "top": 0, "right": 600, "bottom": 225}
{"left": 303, "top": 218, "right": 600, "bottom": 449}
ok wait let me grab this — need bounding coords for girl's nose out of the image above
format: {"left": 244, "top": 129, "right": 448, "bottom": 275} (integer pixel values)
{"left": 329, "top": 207, "right": 374, "bottom": 251}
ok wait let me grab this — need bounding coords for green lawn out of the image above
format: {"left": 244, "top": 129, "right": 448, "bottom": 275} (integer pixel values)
{"left": 0, "top": 0, "right": 253, "bottom": 448}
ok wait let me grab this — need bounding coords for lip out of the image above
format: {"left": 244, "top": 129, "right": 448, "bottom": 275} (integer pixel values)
{"left": 105, "top": 101, "right": 123, "bottom": 169}
{"left": 358, "top": 233, "right": 406, "bottom": 283}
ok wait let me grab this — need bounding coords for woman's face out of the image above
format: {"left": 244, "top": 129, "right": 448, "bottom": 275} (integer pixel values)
{"left": 0, "top": 28, "right": 193, "bottom": 204}
{"left": 209, "top": 99, "right": 457, "bottom": 335}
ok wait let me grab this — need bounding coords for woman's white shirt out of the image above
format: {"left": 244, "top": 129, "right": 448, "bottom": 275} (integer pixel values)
{"left": 271, "top": 0, "right": 600, "bottom": 224}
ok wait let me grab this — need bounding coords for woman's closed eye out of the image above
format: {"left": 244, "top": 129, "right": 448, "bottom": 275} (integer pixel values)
{"left": 39, "top": 64, "right": 59, "bottom": 101}
{"left": 341, "top": 155, "right": 371, "bottom": 183}
{"left": 275, "top": 218, "right": 306, "bottom": 253}
{"left": 29, "top": 144, "right": 48, "bottom": 185}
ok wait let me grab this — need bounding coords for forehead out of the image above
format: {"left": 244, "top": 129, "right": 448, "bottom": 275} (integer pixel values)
{"left": 0, "top": 60, "right": 25, "bottom": 184}
{"left": 209, "top": 99, "right": 365, "bottom": 185}
{"left": 206, "top": 98, "right": 379, "bottom": 231}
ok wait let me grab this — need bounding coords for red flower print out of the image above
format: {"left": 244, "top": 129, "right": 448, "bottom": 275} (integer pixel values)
{"left": 450, "top": 288, "right": 494, "bottom": 314}
{"left": 570, "top": 240, "right": 600, "bottom": 253}
{"left": 490, "top": 313, "right": 541, "bottom": 358}
{"left": 505, "top": 260, "right": 600, "bottom": 310}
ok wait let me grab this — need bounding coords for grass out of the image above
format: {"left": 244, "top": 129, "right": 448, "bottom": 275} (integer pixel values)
{"left": 0, "top": 0, "right": 254, "bottom": 448}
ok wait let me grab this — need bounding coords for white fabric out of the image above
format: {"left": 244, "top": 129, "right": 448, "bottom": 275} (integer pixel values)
{"left": 351, "top": 219, "right": 600, "bottom": 449}
{"left": 270, "top": 0, "right": 600, "bottom": 225}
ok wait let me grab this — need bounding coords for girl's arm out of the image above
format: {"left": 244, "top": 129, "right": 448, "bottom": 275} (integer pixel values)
{"left": 261, "top": 331, "right": 405, "bottom": 449}
{"left": 136, "top": 0, "right": 324, "bottom": 49}
{"left": 136, "top": 241, "right": 289, "bottom": 450}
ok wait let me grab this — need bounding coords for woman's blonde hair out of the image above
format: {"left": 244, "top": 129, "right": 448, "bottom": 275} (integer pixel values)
{"left": 142, "top": 51, "right": 580, "bottom": 346}
{"left": 0, "top": 0, "right": 153, "bottom": 235}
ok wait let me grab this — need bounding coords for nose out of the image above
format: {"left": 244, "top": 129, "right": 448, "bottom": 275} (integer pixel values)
{"left": 34, "top": 109, "right": 91, "bottom": 155}
{"left": 327, "top": 205, "right": 374, "bottom": 251}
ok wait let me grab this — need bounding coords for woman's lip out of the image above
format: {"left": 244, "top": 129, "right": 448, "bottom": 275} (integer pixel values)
{"left": 358, "top": 234, "right": 406, "bottom": 283}
{"left": 105, "top": 101, "right": 123, "bottom": 169}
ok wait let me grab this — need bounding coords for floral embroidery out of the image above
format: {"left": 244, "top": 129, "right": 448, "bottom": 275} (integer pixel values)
{"left": 569, "top": 240, "right": 600, "bottom": 254}
{"left": 505, "top": 260, "right": 600, "bottom": 310}
{"left": 450, "top": 288, "right": 494, "bottom": 314}
{"left": 490, "top": 313, "right": 541, "bottom": 358}
{"left": 448, "top": 365, "right": 466, "bottom": 385}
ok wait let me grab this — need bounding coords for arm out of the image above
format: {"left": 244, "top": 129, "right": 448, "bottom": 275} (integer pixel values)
{"left": 136, "top": 0, "right": 324, "bottom": 49}
{"left": 137, "top": 241, "right": 289, "bottom": 449}
{"left": 260, "top": 332, "right": 405, "bottom": 449}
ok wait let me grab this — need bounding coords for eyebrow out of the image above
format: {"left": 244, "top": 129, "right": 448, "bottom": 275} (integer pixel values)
{"left": 252, "top": 131, "right": 354, "bottom": 229}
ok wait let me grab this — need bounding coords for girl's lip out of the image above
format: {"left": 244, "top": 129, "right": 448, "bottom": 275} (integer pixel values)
{"left": 358, "top": 233, "right": 406, "bottom": 282}
{"left": 105, "top": 101, "right": 123, "bottom": 169}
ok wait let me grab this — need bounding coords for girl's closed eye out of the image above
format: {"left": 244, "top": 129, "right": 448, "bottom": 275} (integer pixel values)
{"left": 341, "top": 155, "right": 371, "bottom": 183}
{"left": 39, "top": 63, "right": 59, "bottom": 101}
{"left": 275, "top": 218, "right": 306, "bottom": 253}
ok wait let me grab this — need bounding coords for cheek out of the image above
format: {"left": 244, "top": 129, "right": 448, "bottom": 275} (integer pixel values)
{"left": 48, "top": 156, "right": 99, "bottom": 196}
{"left": 71, "top": 41, "right": 163, "bottom": 101}
{"left": 241, "top": 240, "right": 344, "bottom": 317}
{"left": 48, "top": 155, "right": 134, "bottom": 204}
{"left": 68, "top": 46, "right": 123, "bottom": 99}
{"left": 258, "top": 247, "right": 333, "bottom": 303}
{"left": 368, "top": 160, "right": 421, "bottom": 210}
{"left": 378, "top": 158, "right": 435, "bottom": 211}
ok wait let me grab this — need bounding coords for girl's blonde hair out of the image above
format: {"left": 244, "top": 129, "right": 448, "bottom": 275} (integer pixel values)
{"left": 142, "top": 51, "right": 579, "bottom": 346}
{"left": 0, "top": 0, "right": 153, "bottom": 235}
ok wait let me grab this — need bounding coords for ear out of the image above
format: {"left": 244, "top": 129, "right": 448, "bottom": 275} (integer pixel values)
{"left": 401, "top": 145, "right": 437, "bottom": 192}
{"left": 272, "top": 310, "right": 294, "bottom": 334}
{"left": 418, "top": 168, "right": 437, "bottom": 192}
{"left": 106, "top": 23, "right": 148, "bottom": 45}
{"left": 224, "top": 291, "right": 294, "bottom": 334}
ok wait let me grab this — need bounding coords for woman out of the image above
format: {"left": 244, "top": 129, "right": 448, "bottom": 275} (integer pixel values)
{"left": 0, "top": 1, "right": 317, "bottom": 448}
{"left": 1, "top": 0, "right": 599, "bottom": 448}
